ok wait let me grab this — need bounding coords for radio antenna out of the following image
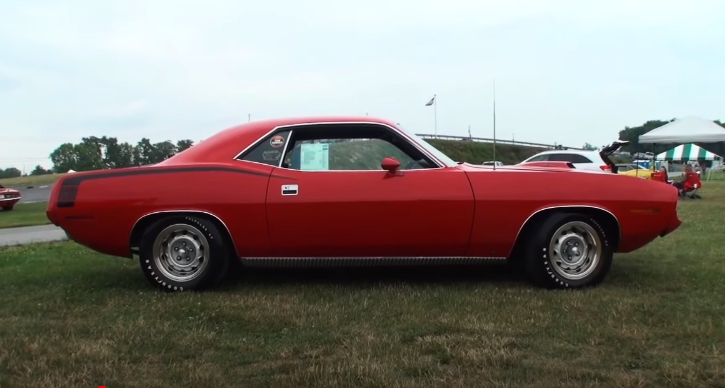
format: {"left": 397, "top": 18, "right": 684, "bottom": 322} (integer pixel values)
{"left": 492, "top": 80, "right": 497, "bottom": 170}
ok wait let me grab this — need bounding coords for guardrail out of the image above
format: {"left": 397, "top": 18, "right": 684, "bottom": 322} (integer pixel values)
{"left": 415, "top": 134, "right": 585, "bottom": 151}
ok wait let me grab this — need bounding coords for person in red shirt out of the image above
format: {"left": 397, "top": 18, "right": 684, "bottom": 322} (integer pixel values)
{"left": 676, "top": 164, "right": 702, "bottom": 198}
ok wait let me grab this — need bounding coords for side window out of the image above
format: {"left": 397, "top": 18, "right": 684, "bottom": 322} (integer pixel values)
{"left": 237, "top": 129, "right": 292, "bottom": 166}
{"left": 548, "top": 153, "right": 593, "bottom": 163}
{"left": 526, "top": 154, "right": 549, "bottom": 162}
{"left": 570, "top": 154, "right": 593, "bottom": 163}
{"left": 547, "top": 153, "right": 570, "bottom": 162}
{"left": 279, "top": 124, "right": 437, "bottom": 171}
{"left": 571, "top": 154, "right": 593, "bottom": 163}
{"left": 283, "top": 138, "right": 419, "bottom": 171}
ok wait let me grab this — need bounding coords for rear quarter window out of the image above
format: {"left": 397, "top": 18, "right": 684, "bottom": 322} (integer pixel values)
{"left": 237, "top": 129, "right": 292, "bottom": 166}
{"left": 548, "top": 153, "right": 593, "bottom": 163}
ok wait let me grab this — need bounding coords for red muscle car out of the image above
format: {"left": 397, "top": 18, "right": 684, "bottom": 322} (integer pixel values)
{"left": 46, "top": 116, "right": 682, "bottom": 291}
{"left": 0, "top": 184, "right": 21, "bottom": 211}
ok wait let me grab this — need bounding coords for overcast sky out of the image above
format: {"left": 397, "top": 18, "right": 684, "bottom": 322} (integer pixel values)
{"left": 1, "top": 0, "right": 724, "bottom": 170}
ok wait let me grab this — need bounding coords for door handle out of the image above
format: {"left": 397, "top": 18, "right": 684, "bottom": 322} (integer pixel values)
{"left": 281, "top": 184, "right": 298, "bottom": 196}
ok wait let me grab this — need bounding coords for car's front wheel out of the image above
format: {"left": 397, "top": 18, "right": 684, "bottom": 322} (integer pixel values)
{"left": 524, "top": 213, "right": 614, "bottom": 289}
{"left": 138, "top": 215, "right": 232, "bottom": 292}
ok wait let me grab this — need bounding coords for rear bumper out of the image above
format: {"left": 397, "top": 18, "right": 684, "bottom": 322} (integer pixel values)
{"left": 660, "top": 213, "right": 682, "bottom": 237}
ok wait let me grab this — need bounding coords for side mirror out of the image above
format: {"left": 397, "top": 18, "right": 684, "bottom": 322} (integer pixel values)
{"left": 381, "top": 157, "right": 402, "bottom": 175}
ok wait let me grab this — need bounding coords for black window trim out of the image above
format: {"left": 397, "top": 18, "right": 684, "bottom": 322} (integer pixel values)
{"left": 234, "top": 122, "right": 445, "bottom": 171}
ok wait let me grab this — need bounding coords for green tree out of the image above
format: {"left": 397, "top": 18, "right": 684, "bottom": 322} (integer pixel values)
{"left": 176, "top": 139, "right": 194, "bottom": 152}
{"left": 115, "top": 142, "right": 135, "bottom": 167}
{"left": 132, "top": 138, "right": 156, "bottom": 166}
{"left": 582, "top": 143, "right": 598, "bottom": 151}
{"left": 152, "top": 140, "right": 177, "bottom": 162}
{"left": 49, "top": 143, "right": 79, "bottom": 173}
{"left": 0, "top": 168, "right": 22, "bottom": 179}
{"left": 30, "top": 165, "right": 52, "bottom": 176}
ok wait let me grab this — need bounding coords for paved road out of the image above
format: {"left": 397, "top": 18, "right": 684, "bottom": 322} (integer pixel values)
{"left": 17, "top": 185, "right": 53, "bottom": 204}
{"left": 0, "top": 224, "right": 67, "bottom": 247}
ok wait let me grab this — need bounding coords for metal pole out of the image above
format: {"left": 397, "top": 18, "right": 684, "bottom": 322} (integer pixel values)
{"left": 492, "top": 80, "right": 496, "bottom": 170}
{"left": 248, "top": 114, "right": 251, "bottom": 122}
{"left": 434, "top": 95, "right": 438, "bottom": 138}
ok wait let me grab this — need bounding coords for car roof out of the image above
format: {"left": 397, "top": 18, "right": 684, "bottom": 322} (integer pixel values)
{"left": 162, "top": 116, "right": 401, "bottom": 164}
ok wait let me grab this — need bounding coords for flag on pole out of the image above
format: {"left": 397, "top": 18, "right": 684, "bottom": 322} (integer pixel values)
{"left": 425, "top": 95, "right": 436, "bottom": 106}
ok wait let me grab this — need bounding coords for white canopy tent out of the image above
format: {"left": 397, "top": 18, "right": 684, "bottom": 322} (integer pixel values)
{"left": 639, "top": 116, "right": 725, "bottom": 144}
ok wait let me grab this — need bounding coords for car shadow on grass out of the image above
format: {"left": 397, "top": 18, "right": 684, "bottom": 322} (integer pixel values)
{"left": 69, "top": 261, "right": 530, "bottom": 292}
{"left": 222, "top": 262, "right": 528, "bottom": 290}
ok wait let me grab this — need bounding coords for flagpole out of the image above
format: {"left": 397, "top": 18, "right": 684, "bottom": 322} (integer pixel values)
{"left": 493, "top": 80, "right": 497, "bottom": 170}
{"left": 434, "top": 94, "right": 438, "bottom": 138}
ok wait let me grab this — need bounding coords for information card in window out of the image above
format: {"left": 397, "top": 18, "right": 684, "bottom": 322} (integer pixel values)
{"left": 300, "top": 143, "right": 330, "bottom": 170}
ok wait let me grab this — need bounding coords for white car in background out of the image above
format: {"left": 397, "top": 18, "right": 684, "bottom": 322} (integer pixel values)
{"left": 482, "top": 161, "right": 504, "bottom": 167}
{"left": 519, "top": 141, "right": 627, "bottom": 173}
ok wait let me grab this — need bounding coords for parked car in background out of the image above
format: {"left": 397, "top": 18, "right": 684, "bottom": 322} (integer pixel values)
{"left": 46, "top": 120, "right": 679, "bottom": 292}
{"left": 518, "top": 141, "right": 627, "bottom": 173}
{"left": 616, "top": 164, "right": 652, "bottom": 179}
{"left": 482, "top": 161, "right": 504, "bottom": 167}
{"left": 0, "top": 184, "right": 21, "bottom": 211}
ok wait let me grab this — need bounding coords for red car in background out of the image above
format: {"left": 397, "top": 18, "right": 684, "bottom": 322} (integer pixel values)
{"left": 46, "top": 116, "right": 682, "bottom": 292}
{"left": 0, "top": 184, "right": 21, "bottom": 211}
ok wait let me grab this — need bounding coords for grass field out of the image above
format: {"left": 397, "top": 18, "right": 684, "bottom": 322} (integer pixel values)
{"left": 0, "top": 173, "right": 64, "bottom": 188}
{"left": 0, "top": 201, "right": 50, "bottom": 229}
{"left": 1, "top": 184, "right": 724, "bottom": 387}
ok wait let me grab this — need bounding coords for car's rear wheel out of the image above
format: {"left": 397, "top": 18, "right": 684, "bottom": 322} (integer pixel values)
{"left": 2, "top": 206, "right": 13, "bottom": 211}
{"left": 524, "top": 213, "right": 613, "bottom": 289}
{"left": 138, "top": 215, "right": 231, "bottom": 292}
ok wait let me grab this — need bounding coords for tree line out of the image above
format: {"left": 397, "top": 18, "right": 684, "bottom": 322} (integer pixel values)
{"left": 48, "top": 136, "right": 195, "bottom": 173}
{"left": 4, "top": 119, "right": 723, "bottom": 177}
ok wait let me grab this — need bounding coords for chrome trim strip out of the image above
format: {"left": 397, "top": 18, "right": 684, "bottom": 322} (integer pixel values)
{"left": 241, "top": 256, "right": 507, "bottom": 268}
{"left": 0, "top": 197, "right": 20, "bottom": 202}
{"left": 510, "top": 205, "right": 622, "bottom": 253}
{"left": 130, "top": 210, "right": 239, "bottom": 257}
{"left": 232, "top": 121, "right": 446, "bottom": 169}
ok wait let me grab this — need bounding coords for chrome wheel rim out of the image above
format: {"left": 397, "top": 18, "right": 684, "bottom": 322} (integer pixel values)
{"left": 152, "top": 224, "right": 210, "bottom": 282}
{"left": 548, "top": 221, "right": 601, "bottom": 280}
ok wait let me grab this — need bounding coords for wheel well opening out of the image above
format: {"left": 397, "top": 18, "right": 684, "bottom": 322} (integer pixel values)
{"left": 129, "top": 212, "right": 238, "bottom": 257}
{"left": 509, "top": 207, "right": 621, "bottom": 260}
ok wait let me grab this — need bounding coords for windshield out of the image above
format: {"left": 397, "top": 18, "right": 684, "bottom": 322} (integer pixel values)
{"left": 396, "top": 126, "right": 458, "bottom": 167}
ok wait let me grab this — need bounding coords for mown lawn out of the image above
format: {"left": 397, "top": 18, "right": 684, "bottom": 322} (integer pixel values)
{"left": 0, "top": 184, "right": 724, "bottom": 388}
{"left": 0, "top": 201, "right": 50, "bottom": 229}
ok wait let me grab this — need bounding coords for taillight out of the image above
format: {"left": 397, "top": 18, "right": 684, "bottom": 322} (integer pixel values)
{"left": 600, "top": 165, "right": 611, "bottom": 171}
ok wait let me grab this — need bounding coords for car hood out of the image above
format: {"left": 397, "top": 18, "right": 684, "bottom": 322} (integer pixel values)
{"left": 0, "top": 188, "right": 20, "bottom": 194}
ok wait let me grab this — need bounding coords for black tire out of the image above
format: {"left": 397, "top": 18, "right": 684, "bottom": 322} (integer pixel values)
{"left": 523, "top": 212, "right": 614, "bottom": 289}
{"left": 2, "top": 206, "right": 12, "bottom": 211}
{"left": 138, "top": 215, "right": 232, "bottom": 292}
